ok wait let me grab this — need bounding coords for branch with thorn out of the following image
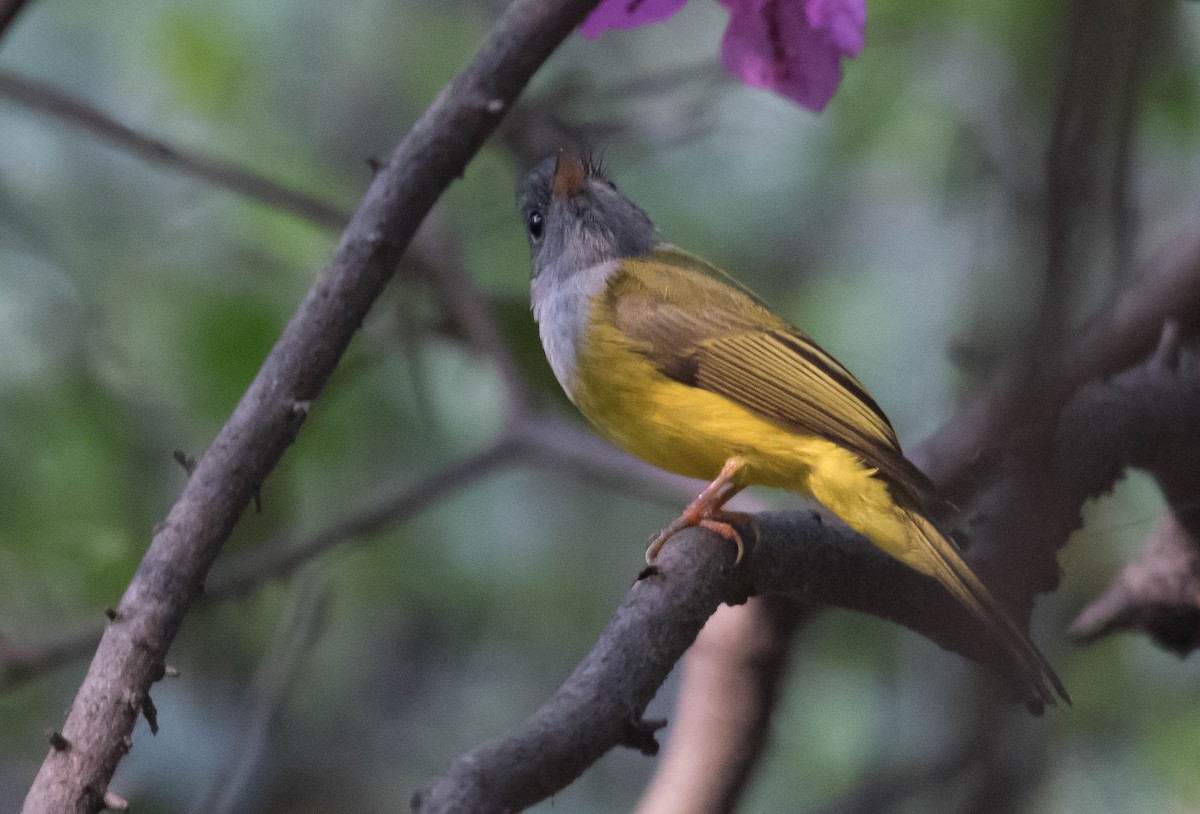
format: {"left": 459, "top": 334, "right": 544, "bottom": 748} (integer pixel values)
{"left": 19, "top": 1, "right": 605, "bottom": 811}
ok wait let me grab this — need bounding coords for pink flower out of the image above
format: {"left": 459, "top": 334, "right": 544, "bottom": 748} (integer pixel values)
{"left": 581, "top": 0, "right": 866, "bottom": 112}
{"left": 580, "top": 0, "right": 689, "bottom": 38}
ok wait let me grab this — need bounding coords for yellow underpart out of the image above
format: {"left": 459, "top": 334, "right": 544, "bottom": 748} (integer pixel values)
{"left": 571, "top": 302, "right": 925, "bottom": 569}
{"left": 567, "top": 276, "right": 1066, "bottom": 705}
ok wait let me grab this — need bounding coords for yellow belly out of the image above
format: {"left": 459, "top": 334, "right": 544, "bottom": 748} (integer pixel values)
{"left": 572, "top": 312, "right": 923, "bottom": 563}
{"left": 573, "top": 318, "right": 840, "bottom": 488}
{"left": 574, "top": 353, "right": 796, "bottom": 486}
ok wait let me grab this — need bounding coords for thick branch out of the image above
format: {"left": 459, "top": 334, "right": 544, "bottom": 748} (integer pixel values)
{"left": 419, "top": 312, "right": 1200, "bottom": 811}
{"left": 20, "top": 2, "right": 600, "bottom": 812}
{"left": 635, "top": 597, "right": 810, "bottom": 814}
{"left": 412, "top": 530, "right": 742, "bottom": 814}
{"left": 948, "top": 323, "right": 1200, "bottom": 639}
{"left": 413, "top": 509, "right": 1028, "bottom": 814}
{"left": 915, "top": 227, "right": 1200, "bottom": 497}
{"left": 1067, "top": 331, "right": 1200, "bottom": 649}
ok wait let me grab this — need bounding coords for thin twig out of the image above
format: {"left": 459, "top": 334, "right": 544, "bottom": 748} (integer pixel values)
{"left": 184, "top": 570, "right": 331, "bottom": 814}
{"left": 0, "top": 71, "right": 351, "bottom": 230}
{"left": 209, "top": 437, "right": 522, "bottom": 598}
{"left": 512, "top": 416, "right": 721, "bottom": 504}
{"left": 20, "top": 2, "right": 602, "bottom": 811}
{"left": 0, "top": 67, "right": 536, "bottom": 414}
{"left": 0, "top": 624, "right": 107, "bottom": 692}
{"left": 411, "top": 215, "right": 533, "bottom": 414}
{"left": 0, "top": 417, "right": 753, "bottom": 694}
{"left": 1, "top": 439, "right": 519, "bottom": 695}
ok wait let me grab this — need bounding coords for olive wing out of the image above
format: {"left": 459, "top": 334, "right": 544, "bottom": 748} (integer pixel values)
{"left": 609, "top": 248, "right": 936, "bottom": 505}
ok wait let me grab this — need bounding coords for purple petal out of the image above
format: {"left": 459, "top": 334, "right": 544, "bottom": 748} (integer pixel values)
{"left": 581, "top": 0, "right": 690, "bottom": 39}
{"left": 718, "top": 0, "right": 865, "bottom": 111}
{"left": 804, "top": 0, "right": 866, "bottom": 56}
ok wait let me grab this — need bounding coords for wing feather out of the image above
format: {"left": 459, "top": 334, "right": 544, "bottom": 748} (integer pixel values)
{"left": 610, "top": 246, "right": 937, "bottom": 505}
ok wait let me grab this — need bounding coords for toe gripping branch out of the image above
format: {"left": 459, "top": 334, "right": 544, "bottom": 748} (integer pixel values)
{"left": 646, "top": 457, "right": 758, "bottom": 564}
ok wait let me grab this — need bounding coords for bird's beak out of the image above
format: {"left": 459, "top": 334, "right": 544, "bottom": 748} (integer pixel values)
{"left": 551, "top": 148, "right": 587, "bottom": 201}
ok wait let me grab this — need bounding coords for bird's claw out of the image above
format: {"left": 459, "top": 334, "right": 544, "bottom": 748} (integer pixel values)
{"left": 645, "top": 511, "right": 756, "bottom": 566}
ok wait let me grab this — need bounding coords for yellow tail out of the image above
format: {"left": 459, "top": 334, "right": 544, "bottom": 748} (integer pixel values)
{"left": 900, "top": 508, "right": 1070, "bottom": 708}
{"left": 798, "top": 444, "right": 1068, "bottom": 707}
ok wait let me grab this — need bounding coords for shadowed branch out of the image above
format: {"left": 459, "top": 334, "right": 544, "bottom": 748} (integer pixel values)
{"left": 415, "top": 308, "right": 1200, "bottom": 812}
{"left": 20, "top": 1, "right": 603, "bottom": 811}
{"left": 0, "top": 0, "right": 33, "bottom": 42}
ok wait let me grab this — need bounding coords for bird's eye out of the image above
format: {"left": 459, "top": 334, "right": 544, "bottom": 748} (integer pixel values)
{"left": 527, "top": 209, "right": 544, "bottom": 241}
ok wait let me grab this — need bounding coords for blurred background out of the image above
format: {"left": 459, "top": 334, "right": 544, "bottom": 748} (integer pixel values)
{"left": 2, "top": 0, "right": 1200, "bottom": 811}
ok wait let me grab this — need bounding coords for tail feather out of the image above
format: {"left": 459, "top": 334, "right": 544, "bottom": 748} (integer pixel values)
{"left": 903, "top": 509, "right": 1071, "bottom": 709}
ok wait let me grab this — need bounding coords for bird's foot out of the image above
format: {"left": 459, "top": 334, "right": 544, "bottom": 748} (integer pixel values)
{"left": 645, "top": 456, "right": 752, "bottom": 565}
{"left": 646, "top": 510, "right": 758, "bottom": 566}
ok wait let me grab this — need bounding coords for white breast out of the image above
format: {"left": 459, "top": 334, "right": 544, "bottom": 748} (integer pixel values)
{"left": 530, "top": 259, "right": 617, "bottom": 400}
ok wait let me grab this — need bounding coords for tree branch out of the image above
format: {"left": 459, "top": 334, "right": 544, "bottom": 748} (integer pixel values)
{"left": 0, "top": 415, "right": 739, "bottom": 695}
{"left": 1067, "top": 329, "right": 1200, "bottom": 650}
{"left": 0, "top": 438, "right": 520, "bottom": 694}
{"left": 635, "top": 597, "right": 810, "bottom": 814}
{"left": 413, "top": 506, "right": 1033, "bottom": 814}
{"left": 1070, "top": 512, "right": 1200, "bottom": 651}
{"left": 417, "top": 258, "right": 1200, "bottom": 810}
{"left": 412, "top": 530, "right": 741, "bottom": 814}
{"left": 20, "top": 1, "right": 601, "bottom": 811}
{"left": 210, "top": 436, "right": 524, "bottom": 599}
{"left": 0, "top": 0, "right": 33, "bottom": 42}
{"left": 915, "top": 224, "right": 1200, "bottom": 499}
{"left": 634, "top": 223, "right": 1200, "bottom": 813}
{"left": 0, "top": 71, "right": 351, "bottom": 230}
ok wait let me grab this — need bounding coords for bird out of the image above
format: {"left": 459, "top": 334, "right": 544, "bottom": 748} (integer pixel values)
{"left": 519, "top": 149, "right": 1069, "bottom": 708}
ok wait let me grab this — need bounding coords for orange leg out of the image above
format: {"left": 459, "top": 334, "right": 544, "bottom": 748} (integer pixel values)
{"left": 646, "top": 456, "right": 754, "bottom": 565}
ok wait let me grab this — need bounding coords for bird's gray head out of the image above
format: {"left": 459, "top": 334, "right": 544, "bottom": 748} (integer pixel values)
{"left": 518, "top": 151, "right": 656, "bottom": 280}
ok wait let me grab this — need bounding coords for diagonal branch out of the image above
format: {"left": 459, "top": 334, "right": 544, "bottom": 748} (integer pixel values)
{"left": 0, "top": 71, "right": 350, "bottom": 230}
{"left": 0, "top": 0, "right": 33, "bottom": 42}
{"left": 0, "top": 416, "right": 731, "bottom": 696}
{"left": 413, "top": 510, "right": 1010, "bottom": 814}
{"left": 636, "top": 220, "right": 1200, "bottom": 814}
{"left": 417, "top": 238, "right": 1200, "bottom": 811}
{"left": 20, "top": 1, "right": 602, "bottom": 811}
{"left": 635, "top": 597, "right": 810, "bottom": 814}
{"left": 915, "top": 224, "right": 1200, "bottom": 498}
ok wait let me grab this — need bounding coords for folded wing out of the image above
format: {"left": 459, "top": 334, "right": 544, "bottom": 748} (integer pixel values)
{"left": 610, "top": 246, "right": 936, "bottom": 507}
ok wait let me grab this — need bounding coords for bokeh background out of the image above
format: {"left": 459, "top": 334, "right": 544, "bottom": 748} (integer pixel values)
{"left": 2, "top": 0, "right": 1200, "bottom": 811}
